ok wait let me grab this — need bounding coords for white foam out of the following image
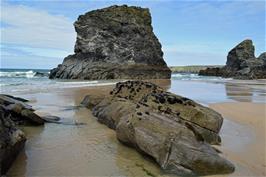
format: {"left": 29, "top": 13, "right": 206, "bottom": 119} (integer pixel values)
{"left": 171, "top": 73, "right": 232, "bottom": 81}
{"left": 0, "top": 70, "right": 37, "bottom": 78}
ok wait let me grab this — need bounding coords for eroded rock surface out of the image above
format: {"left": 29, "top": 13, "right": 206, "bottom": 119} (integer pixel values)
{"left": 0, "top": 94, "right": 44, "bottom": 175}
{"left": 82, "top": 81, "right": 235, "bottom": 175}
{"left": 199, "top": 39, "right": 266, "bottom": 79}
{"left": 0, "top": 106, "right": 26, "bottom": 175}
{"left": 49, "top": 5, "right": 171, "bottom": 80}
{"left": 0, "top": 94, "right": 44, "bottom": 125}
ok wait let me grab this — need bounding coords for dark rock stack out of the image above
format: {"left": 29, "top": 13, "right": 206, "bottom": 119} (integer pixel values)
{"left": 81, "top": 81, "right": 235, "bottom": 176}
{"left": 50, "top": 5, "right": 171, "bottom": 80}
{"left": 199, "top": 40, "right": 266, "bottom": 79}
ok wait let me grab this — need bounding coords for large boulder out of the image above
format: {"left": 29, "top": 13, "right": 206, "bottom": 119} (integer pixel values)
{"left": 83, "top": 81, "right": 235, "bottom": 175}
{"left": 0, "top": 94, "right": 44, "bottom": 125}
{"left": 49, "top": 5, "right": 171, "bottom": 80}
{"left": 199, "top": 39, "right": 266, "bottom": 79}
{"left": 0, "top": 106, "right": 26, "bottom": 175}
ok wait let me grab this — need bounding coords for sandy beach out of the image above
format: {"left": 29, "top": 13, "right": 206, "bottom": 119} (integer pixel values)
{"left": 4, "top": 79, "right": 266, "bottom": 177}
{"left": 210, "top": 102, "right": 266, "bottom": 176}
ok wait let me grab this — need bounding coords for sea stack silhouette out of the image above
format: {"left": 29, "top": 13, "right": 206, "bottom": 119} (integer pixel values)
{"left": 49, "top": 5, "right": 171, "bottom": 80}
{"left": 199, "top": 39, "right": 266, "bottom": 79}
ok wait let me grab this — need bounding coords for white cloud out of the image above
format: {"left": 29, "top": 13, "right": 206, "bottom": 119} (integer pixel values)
{"left": 1, "top": 3, "right": 76, "bottom": 51}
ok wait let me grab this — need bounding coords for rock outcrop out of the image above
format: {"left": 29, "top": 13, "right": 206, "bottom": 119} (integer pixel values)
{"left": 0, "top": 94, "right": 84, "bottom": 175}
{"left": 82, "top": 81, "right": 235, "bottom": 175}
{"left": 199, "top": 40, "right": 266, "bottom": 79}
{"left": 0, "top": 106, "right": 26, "bottom": 175}
{"left": 49, "top": 5, "right": 171, "bottom": 80}
{"left": 0, "top": 95, "right": 47, "bottom": 175}
{"left": 0, "top": 97, "right": 28, "bottom": 175}
{"left": 0, "top": 95, "right": 44, "bottom": 125}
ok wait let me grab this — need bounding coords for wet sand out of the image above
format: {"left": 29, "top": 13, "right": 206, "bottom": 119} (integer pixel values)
{"left": 210, "top": 102, "right": 266, "bottom": 176}
{"left": 6, "top": 79, "right": 266, "bottom": 176}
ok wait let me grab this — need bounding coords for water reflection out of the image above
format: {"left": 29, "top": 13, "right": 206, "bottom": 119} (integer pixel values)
{"left": 225, "top": 81, "right": 266, "bottom": 103}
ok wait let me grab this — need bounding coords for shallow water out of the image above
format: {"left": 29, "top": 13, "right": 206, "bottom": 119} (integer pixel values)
{"left": 7, "top": 88, "right": 166, "bottom": 177}
{"left": 4, "top": 78, "right": 266, "bottom": 176}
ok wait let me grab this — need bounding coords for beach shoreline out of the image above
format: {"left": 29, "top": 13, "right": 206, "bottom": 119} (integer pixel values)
{"left": 4, "top": 79, "right": 266, "bottom": 176}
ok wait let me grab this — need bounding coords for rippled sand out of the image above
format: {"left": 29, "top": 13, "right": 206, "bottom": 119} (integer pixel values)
{"left": 6, "top": 79, "right": 266, "bottom": 176}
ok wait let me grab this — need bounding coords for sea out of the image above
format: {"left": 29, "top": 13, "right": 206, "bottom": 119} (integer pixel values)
{"left": 1, "top": 68, "right": 265, "bottom": 103}
{"left": 0, "top": 68, "right": 230, "bottom": 92}
{"left": 2, "top": 68, "right": 266, "bottom": 177}
{"left": 0, "top": 68, "right": 117, "bottom": 94}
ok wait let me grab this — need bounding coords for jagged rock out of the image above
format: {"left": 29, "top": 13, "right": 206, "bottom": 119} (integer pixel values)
{"left": 226, "top": 39, "right": 255, "bottom": 69}
{"left": 49, "top": 5, "right": 171, "bottom": 80}
{"left": 0, "top": 95, "right": 33, "bottom": 111}
{"left": 199, "top": 39, "right": 266, "bottom": 79}
{"left": 41, "top": 115, "right": 61, "bottom": 122}
{"left": 0, "top": 106, "right": 26, "bottom": 175}
{"left": 80, "top": 95, "right": 103, "bottom": 109}
{"left": 34, "top": 71, "right": 49, "bottom": 77}
{"left": 20, "top": 109, "right": 44, "bottom": 125}
{"left": 1, "top": 95, "right": 29, "bottom": 103}
{"left": 258, "top": 52, "right": 266, "bottom": 60}
{"left": 0, "top": 94, "right": 44, "bottom": 125}
{"left": 83, "top": 81, "right": 235, "bottom": 175}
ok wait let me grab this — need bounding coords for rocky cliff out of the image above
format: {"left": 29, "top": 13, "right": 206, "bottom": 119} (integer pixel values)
{"left": 49, "top": 5, "right": 171, "bottom": 80}
{"left": 199, "top": 40, "right": 266, "bottom": 79}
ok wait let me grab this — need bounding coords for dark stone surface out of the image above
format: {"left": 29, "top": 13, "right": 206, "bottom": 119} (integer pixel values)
{"left": 199, "top": 39, "right": 266, "bottom": 79}
{"left": 50, "top": 5, "right": 171, "bottom": 80}
{"left": 0, "top": 95, "right": 44, "bottom": 125}
{"left": 80, "top": 95, "right": 103, "bottom": 109}
{"left": 83, "top": 81, "right": 235, "bottom": 175}
{"left": 0, "top": 106, "right": 26, "bottom": 175}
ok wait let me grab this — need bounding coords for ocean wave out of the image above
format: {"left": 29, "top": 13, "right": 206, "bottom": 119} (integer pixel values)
{"left": 0, "top": 70, "right": 49, "bottom": 78}
{"left": 171, "top": 73, "right": 232, "bottom": 81}
{"left": 0, "top": 78, "right": 118, "bottom": 94}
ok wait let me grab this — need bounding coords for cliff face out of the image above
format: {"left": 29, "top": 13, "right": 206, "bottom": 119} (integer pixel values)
{"left": 199, "top": 40, "right": 266, "bottom": 79}
{"left": 49, "top": 5, "right": 171, "bottom": 80}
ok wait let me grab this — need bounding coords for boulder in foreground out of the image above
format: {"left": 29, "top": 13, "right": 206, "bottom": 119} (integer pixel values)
{"left": 0, "top": 106, "right": 26, "bottom": 175}
{"left": 0, "top": 94, "right": 44, "bottom": 125}
{"left": 49, "top": 5, "right": 171, "bottom": 80}
{"left": 82, "top": 81, "right": 235, "bottom": 175}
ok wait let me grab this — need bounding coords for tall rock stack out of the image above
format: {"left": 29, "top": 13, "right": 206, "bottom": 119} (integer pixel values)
{"left": 49, "top": 5, "right": 171, "bottom": 80}
{"left": 226, "top": 39, "right": 255, "bottom": 69}
{"left": 199, "top": 39, "right": 266, "bottom": 79}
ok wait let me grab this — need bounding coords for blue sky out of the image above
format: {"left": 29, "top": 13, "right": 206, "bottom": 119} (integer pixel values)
{"left": 0, "top": 0, "right": 265, "bottom": 69}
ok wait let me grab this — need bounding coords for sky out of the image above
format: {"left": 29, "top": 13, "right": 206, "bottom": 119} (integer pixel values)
{"left": 0, "top": 0, "right": 265, "bottom": 69}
